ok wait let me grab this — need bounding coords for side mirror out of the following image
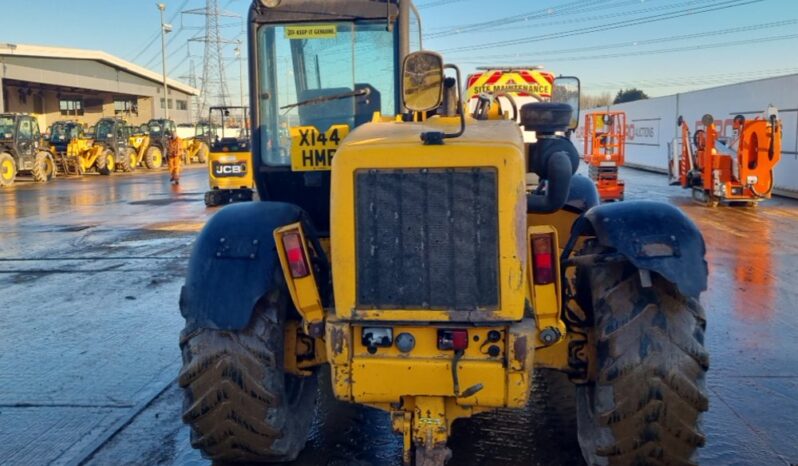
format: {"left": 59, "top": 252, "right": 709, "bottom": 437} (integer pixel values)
{"left": 402, "top": 51, "right": 444, "bottom": 112}
{"left": 552, "top": 76, "right": 581, "bottom": 130}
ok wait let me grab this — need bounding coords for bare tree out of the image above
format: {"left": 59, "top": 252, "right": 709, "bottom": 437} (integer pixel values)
{"left": 580, "top": 92, "right": 612, "bottom": 110}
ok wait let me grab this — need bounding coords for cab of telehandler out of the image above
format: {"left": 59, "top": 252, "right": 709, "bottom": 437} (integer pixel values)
{"left": 252, "top": 0, "right": 420, "bottom": 232}
{"left": 48, "top": 120, "right": 84, "bottom": 154}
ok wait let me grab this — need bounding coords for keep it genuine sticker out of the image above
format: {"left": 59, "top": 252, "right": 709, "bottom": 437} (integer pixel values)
{"left": 285, "top": 24, "right": 337, "bottom": 39}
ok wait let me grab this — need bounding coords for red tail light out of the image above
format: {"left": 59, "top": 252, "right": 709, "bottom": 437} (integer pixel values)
{"left": 531, "top": 233, "right": 555, "bottom": 285}
{"left": 438, "top": 329, "right": 468, "bottom": 351}
{"left": 281, "top": 231, "right": 309, "bottom": 278}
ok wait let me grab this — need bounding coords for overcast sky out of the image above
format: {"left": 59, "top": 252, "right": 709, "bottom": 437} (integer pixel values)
{"left": 2, "top": 0, "right": 797, "bottom": 101}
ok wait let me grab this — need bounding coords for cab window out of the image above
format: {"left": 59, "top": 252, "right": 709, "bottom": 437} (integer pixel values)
{"left": 18, "top": 119, "right": 32, "bottom": 140}
{"left": 257, "top": 21, "right": 398, "bottom": 166}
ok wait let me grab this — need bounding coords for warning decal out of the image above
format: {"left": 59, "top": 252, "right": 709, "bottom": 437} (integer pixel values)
{"left": 465, "top": 70, "right": 554, "bottom": 100}
{"left": 285, "top": 24, "right": 337, "bottom": 39}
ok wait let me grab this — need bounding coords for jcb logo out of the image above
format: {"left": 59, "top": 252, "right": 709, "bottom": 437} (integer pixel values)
{"left": 212, "top": 162, "right": 247, "bottom": 178}
{"left": 216, "top": 165, "right": 243, "bottom": 174}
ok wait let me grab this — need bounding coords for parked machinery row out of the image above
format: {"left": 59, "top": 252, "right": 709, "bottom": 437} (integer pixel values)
{"left": 0, "top": 114, "right": 212, "bottom": 187}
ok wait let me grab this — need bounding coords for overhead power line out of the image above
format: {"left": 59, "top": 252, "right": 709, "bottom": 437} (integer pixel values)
{"left": 129, "top": 0, "right": 191, "bottom": 62}
{"left": 434, "top": 0, "right": 723, "bottom": 39}
{"left": 458, "top": 32, "right": 798, "bottom": 65}
{"left": 457, "top": 19, "right": 798, "bottom": 62}
{"left": 416, "top": 0, "right": 469, "bottom": 10}
{"left": 143, "top": 24, "right": 189, "bottom": 69}
{"left": 440, "top": 0, "right": 763, "bottom": 54}
{"left": 426, "top": 0, "right": 610, "bottom": 38}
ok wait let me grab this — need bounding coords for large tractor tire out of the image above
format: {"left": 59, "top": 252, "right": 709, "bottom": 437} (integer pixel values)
{"left": 117, "top": 148, "right": 135, "bottom": 172}
{"left": 179, "top": 288, "right": 318, "bottom": 463}
{"left": 576, "top": 247, "right": 709, "bottom": 466}
{"left": 95, "top": 149, "right": 115, "bottom": 176}
{"left": 0, "top": 152, "right": 17, "bottom": 187}
{"left": 197, "top": 142, "right": 209, "bottom": 164}
{"left": 144, "top": 146, "right": 163, "bottom": 170}
{"left": 32, "top": 151, "right": 56, "bottom": 183}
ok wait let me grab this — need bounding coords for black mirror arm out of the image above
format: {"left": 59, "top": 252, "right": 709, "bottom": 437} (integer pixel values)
{"left": 420, "top": 64, "right": 465, "bottom": 145}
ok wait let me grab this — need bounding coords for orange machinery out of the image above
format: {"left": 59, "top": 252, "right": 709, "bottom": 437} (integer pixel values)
{"left": 583, "top": 111, "right": 626, "bottom": 202}
{"left": 671, "top": 107, "right": 781, "bottom": 206}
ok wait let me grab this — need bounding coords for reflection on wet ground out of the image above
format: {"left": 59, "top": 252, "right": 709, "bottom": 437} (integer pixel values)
{"left": 2, "top": 166, "right": 797, "bottom": 465}
{"left": 626, "top": 168, "right": 798, "bottom": 465}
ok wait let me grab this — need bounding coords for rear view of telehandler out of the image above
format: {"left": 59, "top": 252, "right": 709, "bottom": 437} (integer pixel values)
{"left": 584, "top": 110, "right": 626, "bottom": 202}
{"left": 177, "top": 2, "right": 710, "bottom": 465}
{"left": 670, "top": 107, "right": 781, "bottom": 206}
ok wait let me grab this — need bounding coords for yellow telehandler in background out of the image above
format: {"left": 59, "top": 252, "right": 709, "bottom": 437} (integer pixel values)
{"left": 128, "top": 124, "right": 162, "bottom": 170}
{"left": 48, "top": 120, "right": 90, "bottom": 175}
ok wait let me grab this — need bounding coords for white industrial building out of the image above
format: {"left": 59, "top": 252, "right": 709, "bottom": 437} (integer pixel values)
{"left": 576, "top": 73, "right": 798, "bottom": 198}
{"left": 0, "top": 43, "right": 199, "bottom": 128}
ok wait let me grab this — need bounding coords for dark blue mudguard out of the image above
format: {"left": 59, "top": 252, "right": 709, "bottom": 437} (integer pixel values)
{"left": 564, "top": 174, "right": 600, "bottom": 213}
{"left": 573, "top": 200, "right": 708, "bottom": 298}
{"left": 179, "top": 201, "right": 310, "bottom": 332}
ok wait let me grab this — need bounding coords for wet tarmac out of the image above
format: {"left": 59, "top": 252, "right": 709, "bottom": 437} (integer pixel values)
{"left": 1, "top": 166, "right": 797, "bottom": 465}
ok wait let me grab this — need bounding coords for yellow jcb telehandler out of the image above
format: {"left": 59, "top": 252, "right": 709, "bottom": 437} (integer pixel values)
{"left": 177, "top": 2, "right": 710, "bottom": 465}
{"left": 47, "top": 120, "right": 89, "bottom": 175}
{"left": 128, "top": 125, "right": 161, "bottom": 170}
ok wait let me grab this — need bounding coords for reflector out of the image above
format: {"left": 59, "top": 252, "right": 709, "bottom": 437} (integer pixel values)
{"left": 532, "top": 233, "right": 555, "bottom": 285}
{"left": 281, "top": 231, "right": 309, "bottom": 278}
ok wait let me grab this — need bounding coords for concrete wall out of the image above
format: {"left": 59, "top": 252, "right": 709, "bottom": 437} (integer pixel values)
{"left": 152, "top": 87, "right": 192, "bottom": 123}
{"left": 574, "top": 74, "right": 798, "bottom": 198}
{"left": 2, "top": 85, "right": 158, "bottom": 129}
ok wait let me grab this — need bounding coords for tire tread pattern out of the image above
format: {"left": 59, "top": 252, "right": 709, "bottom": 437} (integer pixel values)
{"left": 577, "top": 247, "right": 709, "bottom": 466}
{"left": 32, "top": 151, "right": 52, "bottom": 183}
{"left": 178, "top": 293, "right": 315, "bottom": 463}
{"left": 144, "top": 146, "right": 162, "bottom": 170}
{"left": 117, "top": 149, "right": 134, "bottom": 172}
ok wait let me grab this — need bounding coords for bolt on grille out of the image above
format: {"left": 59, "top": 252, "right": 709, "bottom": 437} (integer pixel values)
{"left": 355, "top": 167, "right": 499, "bottom": 310}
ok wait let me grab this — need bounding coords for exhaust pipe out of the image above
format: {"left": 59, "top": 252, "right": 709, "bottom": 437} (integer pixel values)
{"left": 520, "top": 102, "right": 580, "bottom": 214}
{"left": 527, "top": 136, "right": 580, "bottom": 214}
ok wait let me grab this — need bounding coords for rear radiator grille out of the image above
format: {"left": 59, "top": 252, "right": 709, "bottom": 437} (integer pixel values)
{"left": 355, "top": 168, "right": 499, "bottom": 310}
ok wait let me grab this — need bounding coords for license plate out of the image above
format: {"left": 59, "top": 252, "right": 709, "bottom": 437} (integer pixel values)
{"left": 290, "top": 125, "right": 349, "bottom": 172}
{"left": 212, "top": 161, "right": 247, "bottom": 177}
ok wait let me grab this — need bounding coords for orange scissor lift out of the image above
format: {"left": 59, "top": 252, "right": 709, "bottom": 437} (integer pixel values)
{"left": 671, "top": 107, "right": 781, "bottom": 206}
{"left": 584, "top": 111, "right": 626, "bottom": 202}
